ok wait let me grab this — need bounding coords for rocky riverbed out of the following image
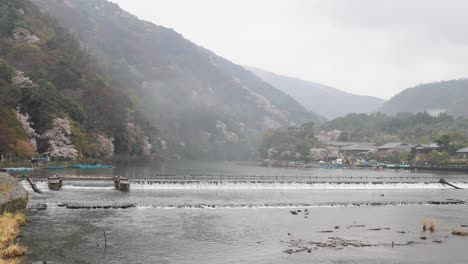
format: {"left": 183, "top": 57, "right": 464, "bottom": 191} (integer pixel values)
{"left": 282, "top": 207, "right": 468, "bottom": 255}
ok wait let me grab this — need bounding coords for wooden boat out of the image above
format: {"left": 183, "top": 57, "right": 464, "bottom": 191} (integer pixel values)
{"left": 48, "top": 175, "right": 63, "bottom": 190}
{"left": 114, "top": 176, "right": 130, "bottom": 192}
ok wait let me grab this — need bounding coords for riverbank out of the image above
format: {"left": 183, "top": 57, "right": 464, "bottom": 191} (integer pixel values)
{"left": 0, "top": 213, "right": 28, "bottom": 260}
{"left": 0, "top": 173, "right": 28, "bottom": 214}
{"left": 0, "top": 172, "right": 29, "bottom": 262}
{"left": 0, "top": 160, "right": 111, "bottom": 170}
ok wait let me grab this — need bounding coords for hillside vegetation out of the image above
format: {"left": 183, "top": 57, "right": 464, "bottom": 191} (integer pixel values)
{"left": 259, "top": 112, "right": 468, "bottom": 161}
{"left": 322, "top": 112, "right": 468, "bottom": 146}
{"left": 380, "top": 79, "right": 468, "bottom": 117}
{"left": 33, "top": 0, "right": 319, "bottom": 159}
{"left": 0, "top": 0, "right": 154, "bottom": 161}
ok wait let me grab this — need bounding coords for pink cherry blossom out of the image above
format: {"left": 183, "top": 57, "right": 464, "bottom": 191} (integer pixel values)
{"left": 16, "top": 109, "right": 37, "bottom": 152}
{"left": 43, "top": 118, "right": 78, "bottom": 160}
{"left": 97, "top": 134, "right": 115, "bottom": 158}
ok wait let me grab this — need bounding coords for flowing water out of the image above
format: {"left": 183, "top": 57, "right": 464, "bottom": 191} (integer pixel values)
{"left": 21, "top": 161, "right": 468, "bottom": 263}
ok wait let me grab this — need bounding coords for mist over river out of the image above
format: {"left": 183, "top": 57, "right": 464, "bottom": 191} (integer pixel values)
{"left": 22, "top": 161, "right": 468, "bottom": 263}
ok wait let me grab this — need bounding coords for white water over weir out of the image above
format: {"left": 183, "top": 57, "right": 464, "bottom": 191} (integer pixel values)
{"left": 128, "top": 174, "right": 468, "bottom": 190}
{"left": 131, "top": 181, "right": 468, "bottom": 190}
{"left": 22, "top": 174, "right": 468, "bottom": 190}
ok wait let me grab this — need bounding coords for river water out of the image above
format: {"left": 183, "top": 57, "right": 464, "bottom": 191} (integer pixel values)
{"left": 21, "top": 161, "right": 468, "bottom": 263}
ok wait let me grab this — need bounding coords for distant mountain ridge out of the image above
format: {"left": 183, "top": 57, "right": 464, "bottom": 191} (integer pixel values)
{"left": 380, "top": 79, "right": 468, "bottom": 117}
{"left": 248, "top": 67, "right": 385, "bottom": 120}
{"left": 32, "top": 0, "right": 319, "bottom": 159}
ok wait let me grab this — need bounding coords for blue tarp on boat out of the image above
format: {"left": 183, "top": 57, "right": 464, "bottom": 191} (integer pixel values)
{"left": 67, "top": 164, "right": 116, "bottom": 169}
{"left": 5, "top": 167, "right": 33, "bottom": 172}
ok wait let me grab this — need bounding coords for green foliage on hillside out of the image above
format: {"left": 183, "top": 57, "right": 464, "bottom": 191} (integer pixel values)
{"left": 0, "top": 108, "right": 33, "bottom": 157}
{"left": 259, "top": 112, "right": 468, "bottom": 162}
{"left": 0, "top": 60, "right": 14, "bottom": 81}
{"left": 322, "top": 112, "right": 468, "bottom": 146}
{"left": 259, "top": 122, "right": 317, "bottom": 161}
{"left": 0, "top": 0, "right": 155, "bottom": 160}
{"left": 32, "top": 0, "right": 317, "bottom": 160}
{"left": 380, "top": 79, "right": 468, "bottom": 117}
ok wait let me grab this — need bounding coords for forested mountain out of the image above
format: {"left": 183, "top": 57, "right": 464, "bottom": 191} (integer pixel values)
{"left": 249, "top": 67, "right": 385, "bottom": 120}
{"left": 258, "top": 112, "right": 468, "bottom": 161}
{"left": 322, "top": 112, "right": 468, "bottom": 146}
{"left": 380, "top": 79, "right": 468, "bottom": 117}
{"left": 259, "top": 112, "right": 468, "bottom": 163}
{"left": 0, "top": 0, "right": 153, "bottom": 161}
{"left": 32, "top": 0, "right": 319, "bottom": 159}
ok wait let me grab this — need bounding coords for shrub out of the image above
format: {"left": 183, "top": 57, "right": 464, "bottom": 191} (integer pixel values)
{"left": 0, "top": 60, "right": 14, "bottom": 82}
{"left": 452, "top": 229, "right": 468, "bottom": 236}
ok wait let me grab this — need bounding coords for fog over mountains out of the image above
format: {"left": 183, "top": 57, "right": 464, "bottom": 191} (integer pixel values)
{"left": 32, "top": 0, "right": 320, "bottom": 159}
{"left": 249, "top": 67, "right": 385, "bottom": 120}
{"left": 2, "top": 0, "right": 467, "bottom": 162}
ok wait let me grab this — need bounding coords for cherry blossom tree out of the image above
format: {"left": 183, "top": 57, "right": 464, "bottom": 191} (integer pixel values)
{"left": 13, "top": 71, "right": 36, "bottom": 89}
{"left": 96, "top": 134, "right": 115, "bottom": 158}
{"left": 16, "top": 109, "right": 37, "bottom": 152}
{"left": 316, "top": 129, "right": 342, "bottom": 143}
{"left": 309, "top": 148, "right": 328, "bottom": 161}
{"left": 127, "top": 121, "right": 152, "bottom": 156}
{"left": 140, "top": 135, "right": 152, "bottom": 156}
{"left": 43, "top": 117, "right": 78, "bottom": 160}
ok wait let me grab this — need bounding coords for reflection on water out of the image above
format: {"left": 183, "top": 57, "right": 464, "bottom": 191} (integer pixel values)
{"left": 23, "top": 206, "right": 468, "bottom": 264}
{"left": 20, "top": 161, "right": 468, "bottom": 264}
{"left": 30, "top": 160, "right": 468, "bottom": 180}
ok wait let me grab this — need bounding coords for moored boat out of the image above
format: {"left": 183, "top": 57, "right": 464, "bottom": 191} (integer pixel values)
{"left": 4, "top": 167, "right": 33, "bottom": 173}
{"left": 48, "top": 175, "right": 63, "bottom": 190}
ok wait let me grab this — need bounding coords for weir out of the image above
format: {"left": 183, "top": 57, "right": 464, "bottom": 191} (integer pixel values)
{"left": 147, "top": 174, "right": 468, "bottom": 184}
{"left": 20, "top": 175, "right": 129, "bottom": 192}
{"left": 21, "top": 173, "right": 468, "bottom": 183}
{"left": 19, "top": 174, "right": 468, "bottom": 191}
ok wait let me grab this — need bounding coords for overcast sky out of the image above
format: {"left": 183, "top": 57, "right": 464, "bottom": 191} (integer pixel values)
{"left": 110, "top": 0, "right": 468, "bottom": 99}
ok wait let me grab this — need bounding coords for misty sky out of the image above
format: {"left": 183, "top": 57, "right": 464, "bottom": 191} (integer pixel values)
{"left": 110, "top": 0, "right": 468, "bottom": 99}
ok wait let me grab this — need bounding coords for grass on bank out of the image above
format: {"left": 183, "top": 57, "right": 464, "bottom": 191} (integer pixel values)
{"left": 421, "top": 218, "right": 437, "bottom": 233}
{"left": 0, "top": 183, "right": 13, "bottom": 196}
{"left": 0, "top": 213, "right": 27, "bottom": 260}
{"left": 452, "top": 229, "right": 468, "bottom": 236}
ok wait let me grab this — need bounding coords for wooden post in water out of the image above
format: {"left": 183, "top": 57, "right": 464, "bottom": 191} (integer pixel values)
{"left": 103, "top": 231, "right": 107, "bottom": 250}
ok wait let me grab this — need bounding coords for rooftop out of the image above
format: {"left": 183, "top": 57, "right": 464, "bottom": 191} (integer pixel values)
{"left": 324, "top": 141, "right": 374, "bottom": 147}
{"left": 456, "top": 147, "right": 468, "bottom": 153}
{"left": 377, "top": 142, "right": 411, "bottom": 149}
{"left": 413, "top": 143, "right": 439, "bottom": 149}
{"left": 341, "top": 144, "right": 376, "bottom": 152}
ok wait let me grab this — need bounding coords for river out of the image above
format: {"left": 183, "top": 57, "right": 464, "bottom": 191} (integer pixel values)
{"left": 21, "top": 161, "right": 468, "bottom": 263}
